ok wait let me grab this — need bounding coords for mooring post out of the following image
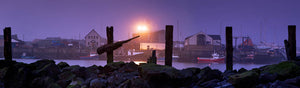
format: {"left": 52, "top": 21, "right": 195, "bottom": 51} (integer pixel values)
{"left": 226, "top": 27, "right": 233, "bottom": 71}
{"left": 106, "top": 26, "right": 114, "bottom": 63}
{"left": 288, "top": 25, "right": 296, "bottom": 61}
{"left": 3, "top": 27, "right": 12, "bottom": 62}
{"left": 165, "top": 25, "right": 173, "bottom": 66}
{"left": 284, "top": 40, "right": 290, "bottom": 60}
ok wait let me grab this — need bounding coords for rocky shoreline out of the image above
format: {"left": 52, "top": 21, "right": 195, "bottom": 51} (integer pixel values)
{"left": 0, "top": 59, "right": 300, "bottom": 88}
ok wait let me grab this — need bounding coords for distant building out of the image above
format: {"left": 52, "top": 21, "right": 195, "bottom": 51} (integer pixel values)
{"left": 85, "top": 29, "right": 106, "bottom": 49}
{"left": 0, "top": 34, "right": 24, "bottom": 48}
{"left": 184, "top": 32, "right": 221, "bottom": 46}
{"left": 131, "top": 30, "right": 165, "bottom": 50}
{"left": 33, "top": 37, "right": 84, "bottom": 48}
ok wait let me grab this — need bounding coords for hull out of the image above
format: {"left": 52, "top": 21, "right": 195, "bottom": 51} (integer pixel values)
{"left": 197, "top": 57, "right": 224, "bottom": 62}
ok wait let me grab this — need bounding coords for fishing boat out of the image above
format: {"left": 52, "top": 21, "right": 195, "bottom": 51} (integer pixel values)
{"left": 197, "top": 52, "right": 224, "bottom": 62}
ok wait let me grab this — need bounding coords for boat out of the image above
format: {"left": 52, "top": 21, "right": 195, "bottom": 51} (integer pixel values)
{"left": 197, "top": 52, "right": 224, "bottom": 62}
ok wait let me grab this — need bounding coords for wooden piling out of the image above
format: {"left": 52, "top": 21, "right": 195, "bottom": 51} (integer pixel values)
{"left": 226, "top": 27, "right": 233, "bottom": 71}
{"left": 288, "top": 25, "right": 296, "bottom": 60}
{"left": 106, "top": 26, "right": 114, "bottom": 63}
{"left": 165, "top": 25, "right": 173, "bottom": 66}
{"left": 3, "top": 27, "right": 12, "bottom": 62}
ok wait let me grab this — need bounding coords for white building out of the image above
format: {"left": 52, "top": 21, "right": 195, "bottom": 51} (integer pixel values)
{"left": 85, "top": 29, "right": 106, "bottom": 49}
{"left": 184, "top": 32, "right": 221, "bottom": 46}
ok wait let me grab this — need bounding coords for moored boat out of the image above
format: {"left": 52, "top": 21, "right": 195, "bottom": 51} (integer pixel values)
{"left": 197, "top": 52, "right": 224, "bottom": 62}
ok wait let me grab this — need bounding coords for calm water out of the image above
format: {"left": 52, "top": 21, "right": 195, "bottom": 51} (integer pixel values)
{"left": 1, "top": 58, "right": 269, "bottom": 72}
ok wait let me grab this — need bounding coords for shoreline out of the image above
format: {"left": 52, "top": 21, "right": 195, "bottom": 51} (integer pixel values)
{"left": 1, "top": 59, "right": 300, "bottom": 88}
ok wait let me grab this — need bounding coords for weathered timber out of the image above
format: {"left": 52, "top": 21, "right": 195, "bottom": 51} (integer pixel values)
{"left": 107, "top": 26, "right": 114, "bottom": 63}
{"left": 4, "top": 27, "right": 12, "bottom": 62}
{"left": 226, "top": 27, "right": 233, "bottom": 71}
{"left": 288, "top": 25, "right": 296, "bottom": 60}
{"left": 284, "top": 40, "right": 290, "bottom": 60}
{"left": 97, "top": 36, "right": 140, "bottom": 55}
{"left": 147, "top": 50, "right": 157, "bottom": 64}
{"left": 165, "top": 25, "right": 173, "bottom": 66}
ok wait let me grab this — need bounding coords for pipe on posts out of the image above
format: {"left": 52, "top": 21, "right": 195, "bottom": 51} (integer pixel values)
{"left": 288, "top": 25, "right": 296, "bottom": 61}
{"left": 4, "top": 27, "right": 12, "bottom": 62}
{"left": 226, "top": 27, "right": 233, "bottom": 71}
{"left": 165, "top": 25, "right": 173, "bottom": 66}
{"left": 106, "top": 26, "right": 114, "bottom": 63}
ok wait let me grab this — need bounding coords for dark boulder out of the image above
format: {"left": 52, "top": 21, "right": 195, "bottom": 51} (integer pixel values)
{"left": 259, "top": 73, "right": 278, "bottom": 83}
{"left": 57, "top": 62, "right": 69, "bottom": 70}
{"left": 32, "top": 62, "right": 60, "bottom": 80}
{"left": 196, "top": 67, "right": 222, "bottom": 84}
{"left": 57, "top": 71, "right": 76, "bottom": 88}
{"left": 222, "top": 70, "right": 237, "bottom": 80}
{"left": 118, "top": 61, "right": 138, "bottom": 73}
{"left": 103, "top": 61, "right": 125, "bottom": 73}
{"left": 283, "top": 76, "right": 300, "bottom": 87}
{"left": 178, "top": 67, "right": 201, "bottom": 86}
{"left": 196, "top": 79, "right": 220, "bottom": 88}
{"left": 90, "top": 78, "right": 107, "bottom": 88}
{"left": 30, "top": 76, "right": 56, "bottom": 88}
{"left": 107, "top": 72, "right": 139, "bottom": 87}
{"left": 138, "top": 63, "right": 181, "bottom": 88}
{"left": 237, "top": 68, "right": 247, "bottom": 73}
{"left": 269, "top": 80, "right": 299, "bottom": 88}
{"left": 261, "top": 61, "right": 300, "bottom": 80}
{"left": 228, "top": 70, "right": 259, "bottom": 88}
{"left": 118, "top": 77, "right": 150, "bottom": 88}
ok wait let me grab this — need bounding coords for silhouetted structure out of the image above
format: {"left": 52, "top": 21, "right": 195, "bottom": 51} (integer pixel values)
{"left": 106, "top": 26, "right": 114, "bottom": 63}
{"left": 147, "top": 50, "right": 157, "bottom": 64}
{"left": 3, "top": 27, "right": 12, "bottom": 62}
{"left": 97, "top": 36, "right": 140, "bottom": 60}
{"left": 165, "top": 25, "right": 173, "bottom": 66}
{"left": 226, "top": 27, "right": 233, "bottom": 71}
{"left": 288, "top": 25, "right": 296, "bottom": 61}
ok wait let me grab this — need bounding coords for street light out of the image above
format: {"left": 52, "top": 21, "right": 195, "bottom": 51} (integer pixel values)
{"left": 137, "top": 25, "right": 148, "bottom": 33}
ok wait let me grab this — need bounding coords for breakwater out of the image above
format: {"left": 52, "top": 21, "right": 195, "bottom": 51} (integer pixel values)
{"left": 1, "top": 59, "right": 300, "bottom": 88}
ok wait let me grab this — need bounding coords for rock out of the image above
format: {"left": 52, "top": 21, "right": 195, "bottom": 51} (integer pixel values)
{"left": 62, "top": 65, "right": 87, "bottom": 79}
{"left": 118, "top": 61, "right": 138, "bottom": 73}
{"left": 85, "top": 65, "right": 100, "bottom": 79}
{"left": 259, "top": 73, "right": 278, "bottom": 83}
{"left": 32, "top": 62, "right": 60, "bottom": 80}
{"left": 269, "top": 80, "right": 299, "bottom": 88}
{"left": 228, "top": 70, "right": 259, "bottom": 88}
{"left": 283, "top": 76, "right": 300, "bottom": 87}
{"left": 238, "top": 68, "right": 247, "bottom": 73}
{"left": 216, "top": 80, "right": 234, "bottom": 88}
{"left": 138, "top": 63, "right": 181, "bottom": 88}
{"left": 30, "top": 76, "right": 55, "bottom": 88}
{"left": 103, "top": 61, "right": 125, "bottom": 73}
{"left": 47, "top": 83, "right": 62, "bottom": 88}
{"left": 57, "top": 71, "right": 76, "bottom": 88}
{"left": 0, "top": 67, "right": 8, "bottom": 80}
{"left": 178, "top": 68, "right": 200, "bottom": 86}
{"left": 118, "top": 77, "right": 150, "bottom": 88}
{"left": 57, "top": 62, "right": 69, "bottom": 70}
{"left": 262, "top": 61, "right": 300, "bottom": 80}
{"left": 197, "top": 79, "right": 220, "bottom": 88}
{"left": 67, "top": 77, "right": 84, "bottom": 88}
{"left": 222, "top": 70, "right": 237, "bottom": 80}
{"left": 196, "top": 67, "right": 222, "bottom": 84}
{"left": 107, "top": 72, "right": 139, "bottom": 87}
{"left": 89, "top": 78, "right": 107, "bottom": 88}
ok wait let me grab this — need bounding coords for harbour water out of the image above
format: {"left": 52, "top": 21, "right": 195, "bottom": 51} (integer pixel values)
{"left": 1, "top": 58, "right": 272, "bottom": 72}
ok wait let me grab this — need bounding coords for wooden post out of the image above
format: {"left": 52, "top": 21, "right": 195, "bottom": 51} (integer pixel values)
{"left": 288, "top": 25, "right": 296, "bottom": 60}
{"left": 165, "top": 25, "right": 173, "bottom": 66}
{"left": 3, "top": 27, "right": 12, "bottom": 62}
{"left": 106, "top": 26, "right": 114, "bottom": 63}
{"left": 226, "top": 27, "right": 233, "bottom": 71}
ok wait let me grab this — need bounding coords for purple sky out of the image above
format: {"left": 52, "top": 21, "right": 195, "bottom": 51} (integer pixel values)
{"left": 0, "top": 0, "right": 299, "bottom": 46}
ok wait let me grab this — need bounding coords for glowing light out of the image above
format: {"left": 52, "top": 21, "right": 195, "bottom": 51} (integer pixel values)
{"left": 137, "top": 25, "right": 148, "bottom": 33}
